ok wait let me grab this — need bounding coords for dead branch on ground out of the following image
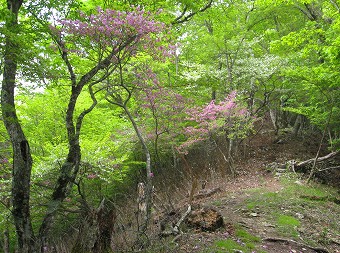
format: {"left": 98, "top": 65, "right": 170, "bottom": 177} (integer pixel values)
{"left": 263, "top": 237, "right": 329, "bottom": 253}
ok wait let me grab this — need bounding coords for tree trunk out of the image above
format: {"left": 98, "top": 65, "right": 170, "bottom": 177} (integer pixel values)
{"left": 3, "top": 229, "right": 10, "bottom": 253}
{"left": 293, "top": 114, "right": 302, "bottom": 136}
{"left": 37, "top": 34, "right": 123, "bottom": 251}
{"left": 38, "top": 143, "right": 81, "bottom": 251}
{"left": 269, "top": 108, "right": 279, "bottom": 134}
{"left": 38, "top": 89, "right": 83, "bottom": 252}
{"left": 1, "top": 1, "right": 36, "bottom": 252}
{"left": 123, "top": 106, "right": 153, "bottom": 249}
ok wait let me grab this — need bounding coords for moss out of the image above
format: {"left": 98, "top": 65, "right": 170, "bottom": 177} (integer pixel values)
{"left": 235, "top": 228, "right": 261, "bottom": 243}
{"left": 215, "top": 239, "right": 244, "bottom": 251}
{"left": 277, "top": 214, "right": 300, "bottom": 227}
{"left": 212, "top": 228, "right": 262, "bottom": 253}
{"left": 275, "top": 214, "right": 301, "bottom": 238}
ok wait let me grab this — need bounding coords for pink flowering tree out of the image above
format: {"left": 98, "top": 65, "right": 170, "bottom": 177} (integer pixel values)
{"left": 178, "top": 91, "right": 253, "bottom": 176}
{"left": 54, "top": 7, "right": 177, "bottom": 249}
{"left": 132, "top": 65, "right": 187, "bottom": 161}
{"left": 104, "top": 60, "right": 181, "bottom": 249}
{"left": 32, "top": 7, "right": 172, "bottom": 252}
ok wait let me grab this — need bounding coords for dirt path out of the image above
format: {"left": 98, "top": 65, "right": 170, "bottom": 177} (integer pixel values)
{"left": 174, "top": 171, "right": 339, "bottom": 253}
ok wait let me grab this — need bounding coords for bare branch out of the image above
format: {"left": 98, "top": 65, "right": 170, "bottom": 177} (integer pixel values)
{"left": 172, "top": 0, "right": 213, "bottom": 25}
{"left": 329, "top": 0, "right": 340, "bottom": 13}
{"left": 296, "top": 151, "right": 339, "bottom": 167}
{"left": 318, "top": 165, "right": 340, "bottom": 172}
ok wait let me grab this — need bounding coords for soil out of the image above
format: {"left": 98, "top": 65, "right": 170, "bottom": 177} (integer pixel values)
{"left": 153, "top": 128, "right": 340, "bottom": 253}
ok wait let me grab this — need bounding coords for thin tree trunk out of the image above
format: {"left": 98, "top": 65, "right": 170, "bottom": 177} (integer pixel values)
{"left": 227, "top": 138, "right": 235, "bottom": 177}
{"left": 293, "top": 114, "right": 302, "bottom": 136}
{"left": 123, "top": 106, "right": 153, "bottom": 249}
{"left": 307, "top": 107, "right": 333, "bottom": 183}
{"left": 269, "top": 108, "right": 279, "bottom": 134}
{"left": 1, "top": 1, "right": 36, "bottom": 252}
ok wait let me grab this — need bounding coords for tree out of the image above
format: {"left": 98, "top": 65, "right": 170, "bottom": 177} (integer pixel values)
{"left": 270, "top": 0, "right": 340, "bottom": 141}
{"left": 100, "top": 31, "right": 176, "bottom": 249}
{"left": 1, "top": 3, "right": 170, "bottom": 251}
{"left": 1, "top": 1, "right": 35, "bottom": 252}
{"left": 178, "top": 91, "right": 252, "bottom": 176}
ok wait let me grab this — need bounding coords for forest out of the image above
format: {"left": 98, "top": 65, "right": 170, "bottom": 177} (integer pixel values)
{"left": 0, "top": 0, "right": 339, "bottom": 252}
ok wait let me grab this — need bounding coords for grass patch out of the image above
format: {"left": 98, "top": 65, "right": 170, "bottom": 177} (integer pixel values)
{"left": 214, "top": 239, "right": 258, "bottom": 253}
{"left": 277, "top": 214, "right": 300, "bottom": 227}
{"left": 246, "top": 201, "right": 257, "bottom": 210}
{"left": 244, "top": 191, "right": 281, "bottom": 212}
{"left": 210, "top": 228, "right": 264, "bottom": 253}
{"left": 274, "top": 212, "right": 301, "bottom": 238}
{"left": 242, "top": 174, "right": 339, "bottom": 213}
{"left": 215, "top": 239, "right": 245, "bottom": 251}
{"left": 235, "top": 228, "right": 261, "bottom": 243}
{"left": 279, "top": 176, "right": 338, "bottom": 198}
{"left": 211, "top": 199, "right": 224, "bottom": 207}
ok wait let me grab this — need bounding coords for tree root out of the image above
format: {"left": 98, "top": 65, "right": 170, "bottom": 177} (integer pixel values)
{"left": 263, "top": 237, "right": 330, "bottom": 253}
{"left": 160, "top": 204, "right": 192, "bottom": 237}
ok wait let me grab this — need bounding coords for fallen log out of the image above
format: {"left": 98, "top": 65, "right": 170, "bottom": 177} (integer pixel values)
{"left": 296, "top": 151, "right": 339, "bottom": 168}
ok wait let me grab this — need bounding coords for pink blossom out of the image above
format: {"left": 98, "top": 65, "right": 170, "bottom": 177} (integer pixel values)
{"left": 42, "top": 180, "right": 51, "bottom": 186}
{"left": 179, "top": 91, "right": 252, "bottom": 151}
{"left": 0, "top": 158, "right": 8, "bottom": 164}
{"left": 53, "top": 7, "right": 174, "bottom": 60}
{"left": 87, "top": 173, "right": 97, "bottom": 179}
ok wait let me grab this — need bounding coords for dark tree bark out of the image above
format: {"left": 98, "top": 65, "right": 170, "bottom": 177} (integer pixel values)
{"left": 1, "top": 3, "right": 149, "bottom": 252}
{"left": 172, "top": 0, "right": 213, "bottom": 25}
{"left": 1, "top": 1, "right": 36, "bottom": 252}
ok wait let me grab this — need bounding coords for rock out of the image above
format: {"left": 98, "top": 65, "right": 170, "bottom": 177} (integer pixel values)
{"left": 262, "top": 222, "right": 275, "bottom": 228}
{"left": 294, "top": 180, "right": 304, "bottom": 185}
{"left": 274, "top": 139, "right": 285, "bottom": 144}
{"left": 250, "top": 212, "right": 259, "bottom": 217}
{"left": 186, "top": 206, "right": 224, "bottom": 232}
{"left": 275, "top": 172, "right": 283, "bottom": 177}
{"left": 295, "top": 212, "right": 304, "bottom": 219}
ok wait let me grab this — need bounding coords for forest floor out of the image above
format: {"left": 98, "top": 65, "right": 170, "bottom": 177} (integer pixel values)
{"left": 148, "top": 128, "right": 340, "bottom": 253}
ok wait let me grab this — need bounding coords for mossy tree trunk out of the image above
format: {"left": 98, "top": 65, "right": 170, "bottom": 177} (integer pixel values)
{"left": 1, "top": 1, "right": 36, "bottom": 252}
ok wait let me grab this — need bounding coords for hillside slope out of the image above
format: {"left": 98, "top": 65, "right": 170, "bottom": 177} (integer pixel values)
{"left": 147, "top": 128, "right": 340, "bottom": 253}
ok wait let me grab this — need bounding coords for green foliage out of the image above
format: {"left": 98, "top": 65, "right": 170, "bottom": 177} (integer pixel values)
{"left": 2, "top": 0, "right": 340, "bottom": 249}
{"left": 267, "top": 0, "right": 340, "bottom": 145}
